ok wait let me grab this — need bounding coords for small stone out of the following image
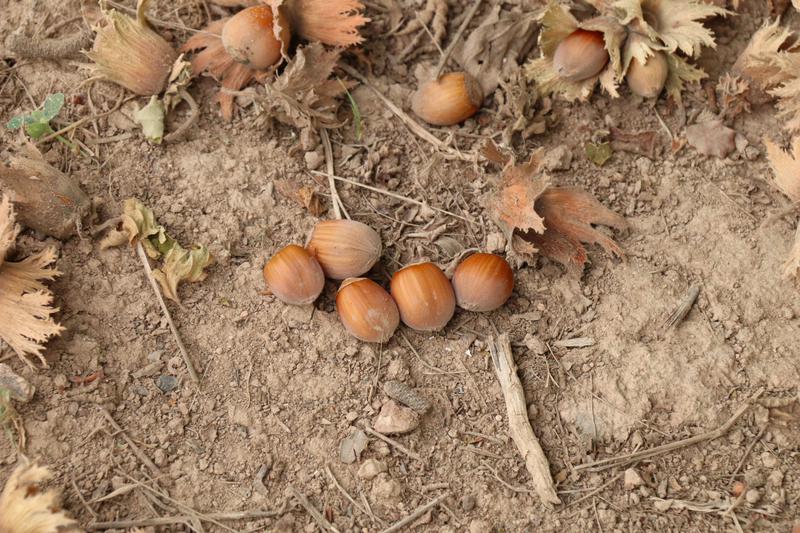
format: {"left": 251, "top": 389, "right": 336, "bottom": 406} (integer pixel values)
{"left": 345, "top": 410, "right": 359, "bottom": 423}
{"left": 624, "top": 468, "right": 644, "bottom": 490}
{"left": 156, "top": 375, "right": 179, "bottom": 394}
{"left": 745, "top": 489, "right": 761, "bottom": 504}
{"left": 468, "top": 519, "right": 491, "bottom": 533}
{"left": 153, "top": 448, "right": 167, "bottom": 466}
{"left": 304, "top": 150, "right": 324, "bottom": 171}
{"left": 485, "top": 232, "right": 506, "bottom": 253}
{"left": 543, "top": 145, "right": 573, "bottom": 171}
{"left": 0, "top": 363, "right": 34, "bottom": 402}
{"left": 760, "top": 451, "right": 779, "bottom": 468}
{"left": 370, "top": 473, "right": 402, "bottom": 505}
{"left": 339, "top": 429, "right": 368, "bottom": 464}
{"left": 735, "top": 133, "right": 749, "bottom": 153}
{"left": 657, "top": 479, "right": 668, "bottom": 498}
{"left": 373, "top": 400, "right": 419, "bottom": 435}
{"left": 744, "top": 145, "right": 760, "bottom": 161}
{"left": 767, "top": 470, "right": 784, "bottom": 487}
{"left": 357, "top": 459, "right": 387, "bottom": 480}
{"left": 744, "top": 469, "right": 766, "bottom": 488}
{"left": 460, "top": 494, "right": 476, "bottom": 512}
{"left": 527, "top": 403, "right": 538, "bottom": 420}
{"left": 653, "top": 499, "right": 673, "bottom": 512}
{"left": 523, "top": 334, "right": 546, "bottom": 355}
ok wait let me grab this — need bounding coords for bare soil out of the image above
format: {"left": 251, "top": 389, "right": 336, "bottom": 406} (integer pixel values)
{"left": 1, "top": 0, "right": 799, "bottom": 531}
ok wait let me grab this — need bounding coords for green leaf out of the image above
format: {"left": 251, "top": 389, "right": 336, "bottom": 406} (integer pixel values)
{"left": 5, "top": 116, "right": 24, "bottom": 130}
{"left": 42, "top": 93, "right": 65, "bottom": 120}
{"left": 585, "top": 142, "right": 613, "bottom": 166}
{"left": 24, "top": 111, "right": 45, "bottom": 124}
{"left": 24, "top": 122, "right": 54, "bottom": 140}
{"left": 338, "top": 79, "right": 362, "bottom": 142}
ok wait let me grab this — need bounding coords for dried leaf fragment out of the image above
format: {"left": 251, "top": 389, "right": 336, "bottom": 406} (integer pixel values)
{"left": 491, "top": 150, "right": 549, "bottom": 237}
{"left": 0, "top": 460, "right": 78, "bottom": 533}
{"left": 277, "top": 0, "right": 369, "bottom": 47}
{"left": 523, "top": 187, "right": 627, "bottom": 276}
{"left": 152, "top": 245, "right": 212, "bottom": 303}
{"left": 763, "top": 137, "right": 800, "bottom": 202}
{"left": 585, "top": 142, "right": 613, "bottom": 166}
{"left": 686, "top": 119, "right": 736, "bottom": 158}
{"left": 0, "top": 195, "right": 63, "bottom": 368}
{"left": 274, "top": 179, "right": 327, "bottom": 216}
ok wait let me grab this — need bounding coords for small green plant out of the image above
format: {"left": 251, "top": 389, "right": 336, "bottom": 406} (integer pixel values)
{"left": 5, "top": 93, "right": 73, "bottom": 147}
{"left": 338, "top": 79, "right": 362, "bottom": 142}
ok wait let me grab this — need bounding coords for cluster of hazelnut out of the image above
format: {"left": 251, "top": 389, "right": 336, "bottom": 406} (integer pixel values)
{"left": 262, "top": 219, "right": 514, "bottom": 343}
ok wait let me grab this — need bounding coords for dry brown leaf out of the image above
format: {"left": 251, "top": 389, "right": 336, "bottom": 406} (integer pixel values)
{"left": 686, "top": 119, "right": 736, "bottom": 158}
{"left": 491, "top": 149, "right": 549, "bottom": 238}
{"left": 454, "top": 5, "right": 539, "bottom": 97}
{"left": 274, "top": 179, "right": 327, "bottom": 216}
{"left": 732, "top": 19, "right": 796, "bottom": 105}
{"left": 0, "top": 459, "right": 80, "bottom": 533}
{"left": 522, "top": 187, "right": 627, "bottom": 276}
{"left": 259, "top": 43, "right": 346, "bottom": 130}
{"left": 0, "top": 195, "right": 63, "bottom": 368}
{"left": 610, "top": 127, "right": 658, "bottom": 158}
{"left": 764, "top": 137, "right": 800, "bottom": 202}
{"left": 275, "top": 0, "right": 369, "bottom": 47}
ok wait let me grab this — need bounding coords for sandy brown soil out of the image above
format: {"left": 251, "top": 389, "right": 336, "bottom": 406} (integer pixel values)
{"left": 1, "top": 0, "right": 799, "bottom": 531}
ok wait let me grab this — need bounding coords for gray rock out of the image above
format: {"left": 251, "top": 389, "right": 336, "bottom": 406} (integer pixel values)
{"left": 543, "top": 145, "right": 573, "bottom": 171}
{"left": 0, "top": 363, "right": 34, "bottom": 402}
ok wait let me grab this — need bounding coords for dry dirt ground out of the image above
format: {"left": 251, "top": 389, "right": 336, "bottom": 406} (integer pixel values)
{"left": 1, "top": 0, "right": 800, "bottom": 531}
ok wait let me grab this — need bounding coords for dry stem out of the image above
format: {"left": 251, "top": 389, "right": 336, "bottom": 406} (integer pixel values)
{"left": 320, "top": 128, "right": 349, "bottom": 220}
{"left": 88, "top": 510, "right": 282, "bottom": 530}
{"left": 380, "top": 492, "right": 450, "bottom": 533}
{"left": 289, "top": 485, "right": 340, "bottom": 532}
{"left": 433, "top": 0, "right": 484, "bottom": 79}
{"left": 488, "top": 334, "right": 561, "bottom": 506}
{"left": 363, "top": 426, "right": 422, "bottom": 461}
{"left": 98, "top": 406, "right": 160, "bottom": 475}
{"left": 136, "top": 242, "right": 199, "bottom": 382}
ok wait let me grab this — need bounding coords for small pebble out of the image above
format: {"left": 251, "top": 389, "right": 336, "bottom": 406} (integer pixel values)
{"left": 745, "top": 489, "right": 761, "bottom": 504}
{"left": 372, "top": 400, "right": 419, "bottom": 435}
{"left": 357, "top": 459, "right": 387, "bottom": 480}
{"left": 760, "top": 452, "right": 779, "bottom": 469}
{"left": 624, "top": 468, "right": 644, "bottom": 490}
{"left": 156, "top": 375, "right": 179, "bottom": 394}
{"left": 460, "top": 494, "right": 476, "bottom": 512}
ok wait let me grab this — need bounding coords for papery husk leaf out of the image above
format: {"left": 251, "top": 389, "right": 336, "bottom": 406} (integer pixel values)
{"left": 87, "top": 5, "right": 177, "bottom": 95}
{"left": 617, "top": 0, "right": 727, "bottom": 57}
{"left": 732, "top": 19, "right": 795, "bottom": 92}
{"left": 491, "top": 149, "right": 549, "bottom": 238}
{"left": 523, "top": 187, "right": 627, "bottom": 276}
{"left": 764, "top": 136, "right": 800, "bottom": 203}
{"left": 134, "top": 95, "right": 165, "bottom": 143}
{"left": 274, "top": 0, "right": 369, "bottom": 47}
{"left": 665, "top": 53, "right": 706, "bottom": 103}
{"left": 0, "top": 196, "right": 63, "bottom": 368}
{"left": 537, "top": 3, "right": 578, "bottom": 57}
{"left": 0, "top": 459, "right": 80, "bottom": 533}
{"left": 180, "top": 19, "right": 262, "bottom": 120}
{"left": 526, "top": 57, "right": 597, "bottom": 101}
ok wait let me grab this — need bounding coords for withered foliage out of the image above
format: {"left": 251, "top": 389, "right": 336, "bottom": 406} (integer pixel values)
{"left": 274, "top": 178, "right": 327, "bottom": 216}
{"left": 276, "top": 0, "right": 369, "bottom": 47}
{"left": 489, "top": 148, "right": 627, "bottom": 275}
{"left": 0, "top": 460, "right": 79, "bottom": 533}
{"left": 0, "top": 196, "right": 63, "bottom": 368}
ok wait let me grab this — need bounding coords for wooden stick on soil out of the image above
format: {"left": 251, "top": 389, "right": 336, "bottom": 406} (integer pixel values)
{"left": 98, "top": 406, "right": 160, "bottom": 475}
{"left": 87, "top": 510, "right": 283, "bottom": 530}
{"left": 363, "top": 426, "right": 423, "bottom": 461}
{"left": 289, "top": 485, "right": 340, "bottom": 533}
{"left": 380, "top": 492, "right": 450, "bottom": 533}
{"left": 136, "top": 242, "right": 199, "bottom": 382}
{"left": 488, "top": 334, "right": 562, "bottom": 507}
{"left": 320, "top": 128, "right": 349, "bottom": 220}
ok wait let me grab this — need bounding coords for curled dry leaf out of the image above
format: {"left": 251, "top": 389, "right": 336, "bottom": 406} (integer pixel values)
{"left": 258, "top": 43, "right": 347, "bottom": 130}
{"left": 522, "top": 187, "right": 628, "bottom": 276}
{"left": 453, "top": 5, "right": 539, "bottom": 97}
{"left": 0, "top": 195, "right": 64, "bottom": 368}
{"left": 101, "top": 199, "right": 212, "bottom": 303}
{"left": 274, "top": 178, "right": 327, "bottom": 216}
{"left": 491, "top": 149, "right": 548, "bottom": 238}
{"left": 686, "top": 118, "right": 736, "bottom": 158}
{"left": 0, "top": 459, "right": 79, "bottom": 533}
{"left": 610, "top": 127, "right": 657, "bottom": 158}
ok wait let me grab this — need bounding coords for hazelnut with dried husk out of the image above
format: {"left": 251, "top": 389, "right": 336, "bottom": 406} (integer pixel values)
{"left": 87, "top": 0, "right": 177, "bottom": 95}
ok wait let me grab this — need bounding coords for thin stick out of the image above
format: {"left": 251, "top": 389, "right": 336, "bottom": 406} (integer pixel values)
{"left": 289, "top": 486, "right": 340, "bottom": 533}
{"left": 88, "top": 510, "right": 283, "bottom": 530}
{"left": 363, "top": 426, "right": 422, "bottom": 462}
{"left": 136, "top": 242, "right": 199, "bottom": 382}
{"left": 325, "top": 465, "right": 384, "bottom": 525}
{"left": 98, "top": 406, "right": 160, "bottom": 475}
{"left": 380, "top": 493, "right": 450, "bottom": 533}
{"left": 565, "top": 470, "right": 626, "bottom": 508}
{"left": 312, "top": 171, "right": 469, "bottom": 222}
{"left": 575, "top": 388, "right": 765, "bottom": 472}
{"left": 488, "top": 334, "right": 561, "bottom": 506}
{"left": 433, "top": 0, "right": 484, "bottom": 79}
{"left": 320, "top": 128, "right": 349, "bottom": 220}
{"left": 39, "top": 94, "right": 132, "bottom": 144}
{"left": 164, "top": 89, "right": 200, "bottom": 143}
{"left": 727, "top": 425, "right": 766, "bottom": 485}
{"left": 337, "top": 64, "right": 474, "bottom": 162}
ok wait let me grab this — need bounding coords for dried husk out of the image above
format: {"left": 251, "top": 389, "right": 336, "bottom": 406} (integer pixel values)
{"left": 0, "top": 196, "right": 64, "bottom": 368}
{"left": 273, "top": 0, "right": 369, "bottom": 47}
{"left": 87, "top": 0, "right": 177, "bottom": 95}
{"left": 0, "top": 459, "right": 80, "bottom": 532}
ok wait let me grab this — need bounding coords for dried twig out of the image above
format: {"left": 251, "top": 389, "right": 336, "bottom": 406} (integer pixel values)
{"left": 311, "top": 171, "right": 469, "bottom": 222}
{"left": 289, "top": 485, "right": 340, "bottom": 533}
{"left": 39, "top": 93, "right": 132, "bottom": 144}
{"left": 87, "top": 510, "right": 283, "bottom": 530}
{"left": 325, "top": 465, "right": 383, "bottom": 525}
{"left": 380, "top": 492, "right": 450, "bottom": 533}
{"left": 98, "top": 406, "right": 160, "bottom": 475}
{"left": 433, "top": 0, "right": 484, "bottom": 79}
{"left": 337, "top": 64, "right": 474, "bottom": 161}
{"left": 363, "top": 426, "right": 422, "bottom": 461}
{"left": 136, "top": 242, "right": 199, "bottom": 382}
{"left": 320, "top": 128, "right": 349, "bottom": 220}
{"left": 728, "top": 425, "right": 766, "bottom": 486}
{"left": 488, "top": 334, "right": 561, "bottom": 506}
{"left": 576, "top": 388, "right": 766, "bottom": 472}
